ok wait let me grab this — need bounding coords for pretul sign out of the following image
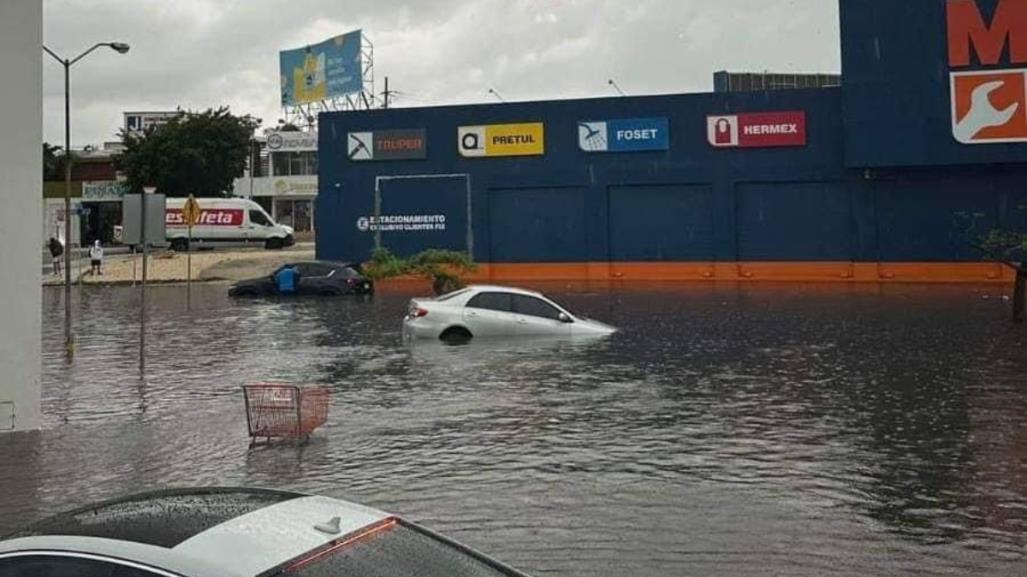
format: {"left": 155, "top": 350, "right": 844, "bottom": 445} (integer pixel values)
{"left": 948, "top": 0, "right": 1027, "bottom": 144}
{"left": 707, "top": 111, "right": 807, "bottom": 148}
{"left": 348, "top": 129, "right": 426, "bottom": 161}
{"left": 458, "top": 123, "right": 544, "bottom": 157}
{"left": 578, "top": 117, "right": 669, "bottom": 152}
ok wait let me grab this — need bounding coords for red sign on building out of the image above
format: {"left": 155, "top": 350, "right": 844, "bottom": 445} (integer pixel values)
{"left": 707, "top": 111, "right": 807, "bottom": 148}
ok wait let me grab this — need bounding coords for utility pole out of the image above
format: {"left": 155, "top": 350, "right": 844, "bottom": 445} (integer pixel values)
{"left": 381, "top": 76, "right": 394, "bottom": 109}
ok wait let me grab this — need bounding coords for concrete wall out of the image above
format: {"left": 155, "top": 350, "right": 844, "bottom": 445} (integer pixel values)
{"left": 0, "top": 0, "right": 42, "bottom": 432}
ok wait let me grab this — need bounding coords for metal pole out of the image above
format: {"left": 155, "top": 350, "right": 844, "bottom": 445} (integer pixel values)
{"left": 1013, "top": 268, "right": 1025, "bottom": 324}
{"left": 140, "top": 189, "right": 149, "bottom": 371}
{"left": 63, "top": 60, "right": 73, "bottom": 355}
{"left": 187, "top": 223, "right": 192, "bottom": 310}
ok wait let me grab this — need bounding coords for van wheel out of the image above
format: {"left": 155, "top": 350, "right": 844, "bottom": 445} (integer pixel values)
{"left": 439, "top": 327, "right": 472, "bottom": 344}
{"left": 265, "top": 238, "right": 284, "bottom": 250}
{"left": 170, "top": 238, "right": 189, "bottom": 252}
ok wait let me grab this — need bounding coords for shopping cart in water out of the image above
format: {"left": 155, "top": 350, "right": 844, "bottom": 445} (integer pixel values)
{"left": 242, "top": 383, "right": 331, "bottom": 446}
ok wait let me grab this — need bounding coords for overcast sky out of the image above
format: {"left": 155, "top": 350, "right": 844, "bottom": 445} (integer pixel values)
{"left": 42, "top": 0, "right": 839, "bottom": 146}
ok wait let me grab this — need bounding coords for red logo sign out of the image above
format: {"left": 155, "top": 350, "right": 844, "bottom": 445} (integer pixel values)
{"left": 948, "top": 0, "right": 1027, "bottom": 144}
{"left": 166, "top": 208, "right": 243, "bottom": 226}
{"left": 706, "top": 112, "right": 807, "bottom": 148}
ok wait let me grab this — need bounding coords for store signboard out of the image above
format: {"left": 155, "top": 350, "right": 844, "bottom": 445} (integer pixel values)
{"left": 578, "top": 117, "right": 669, "bottom": 152}
{"left": 267, "top": 131, "right": 318, "bottom": 152}
{"left": 457, "top": 123, "right": 544, "bottom": 157}
{"left": 707, "top": 111, "right": 807, "bottom": 148}
{"left": 347, "top": 129, "right": 427, "bottom": 161}
{"left": 83, "top": 181, "right": 129, "bottom": 201}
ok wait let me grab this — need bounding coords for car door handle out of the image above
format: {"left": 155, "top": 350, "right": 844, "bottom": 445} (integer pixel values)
{"left": 516, "top": 318, "right": 527, "bottom": 324}
{"left": 467, "top": 311, "right": 479, "bottom": 318}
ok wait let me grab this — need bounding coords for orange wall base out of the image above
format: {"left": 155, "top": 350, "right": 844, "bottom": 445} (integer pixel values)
{"left": 452, "top": 262, "right": 1016, "bottom": 284}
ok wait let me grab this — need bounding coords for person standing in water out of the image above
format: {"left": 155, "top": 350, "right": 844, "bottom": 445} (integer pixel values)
{"left": 89, "top": 240, "right": 103, "bottom": 275}
{"left": 47, "top": 236, "right": 63, "bottom": 277}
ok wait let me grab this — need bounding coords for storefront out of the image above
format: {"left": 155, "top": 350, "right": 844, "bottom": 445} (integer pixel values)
{"left": 80, "top": 181, "right": 128, "bottom": 245}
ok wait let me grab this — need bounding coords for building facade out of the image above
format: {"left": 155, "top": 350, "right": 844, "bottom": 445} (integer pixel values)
{"left": 315, "top": 0, "right": 1025, "bottom": 283}
{"left": 233, "top": 130, "right": 318, "bottom": 238}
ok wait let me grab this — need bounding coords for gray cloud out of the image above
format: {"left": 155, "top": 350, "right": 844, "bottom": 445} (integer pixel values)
{"left": 42, "top": 0, "right": 839, "bottom": 145}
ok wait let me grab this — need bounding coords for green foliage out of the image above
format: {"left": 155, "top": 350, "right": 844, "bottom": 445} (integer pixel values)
{"left": 115, "top": 107, "right": 260, "bottom": 197}
{"left": 979, "top": 229, "right": 1027, "bottom": 261}
{"left": 364, "top": 248, "right": 477, "bottom": 294}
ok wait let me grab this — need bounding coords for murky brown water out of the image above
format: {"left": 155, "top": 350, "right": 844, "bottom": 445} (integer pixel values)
{"left": 2, "top": 282, "right": 1026, "bottom": 576}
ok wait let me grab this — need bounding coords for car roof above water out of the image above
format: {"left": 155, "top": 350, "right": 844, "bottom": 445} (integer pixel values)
{"left": 463, "top": 285, "right": 545, "bottom": 297}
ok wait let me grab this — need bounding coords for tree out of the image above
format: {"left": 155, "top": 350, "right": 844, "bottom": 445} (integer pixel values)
{"left": 43, "top": 142, "right": 63, "bottom": 181}
{"left": 115, "top": 107, "right": 260, "bottom": 197}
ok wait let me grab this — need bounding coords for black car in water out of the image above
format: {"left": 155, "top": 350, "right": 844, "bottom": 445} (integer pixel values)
{"left": 228, "top": 261, "right": 373, "bottom": 297}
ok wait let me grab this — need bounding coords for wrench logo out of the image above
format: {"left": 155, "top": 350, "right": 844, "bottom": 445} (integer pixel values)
{"left": 952, "top": 71, "right": 1027, "bottom": 144}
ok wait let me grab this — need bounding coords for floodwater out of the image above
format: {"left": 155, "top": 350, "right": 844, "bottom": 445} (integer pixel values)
{"left": 2, "top": 282, "right": 1026, "bottom": 576}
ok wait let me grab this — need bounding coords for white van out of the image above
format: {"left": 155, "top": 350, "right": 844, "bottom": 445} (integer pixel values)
{"left": 165, "top": 197, "right": 294, "bottom": 250}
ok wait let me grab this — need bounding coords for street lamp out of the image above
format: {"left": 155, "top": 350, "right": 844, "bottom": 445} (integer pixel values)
{"left": 43, "top": 42, "right": 130, "bottom": 354}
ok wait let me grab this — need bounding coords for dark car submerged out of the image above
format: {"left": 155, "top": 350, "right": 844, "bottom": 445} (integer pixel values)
{"left": 228, "top": 262, "right": 374, "bottom": 297}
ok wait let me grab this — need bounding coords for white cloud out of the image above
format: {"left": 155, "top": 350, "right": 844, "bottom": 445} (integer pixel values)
{"left": 42, "top": 0, "right": 839, "bottom": 145}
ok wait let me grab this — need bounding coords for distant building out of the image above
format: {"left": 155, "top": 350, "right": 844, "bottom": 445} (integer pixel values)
{"left": 232, "top": 130, "right": 318, "bottom": 237}
{"left": 42, "top": 143, "right": 127, "bottom": 247}
{"left": 713, "top": 71, "right": 841, "bottom": 93}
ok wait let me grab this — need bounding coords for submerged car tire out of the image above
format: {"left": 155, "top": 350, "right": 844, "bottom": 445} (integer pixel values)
{"left": 230, "top": 287, "right": 259, "bottom": 297}
{"left": 265, "top": 238, "right": 284, "bottom": 250}
{"left": 439, "top": 326, "right": 473, "bottom": 344}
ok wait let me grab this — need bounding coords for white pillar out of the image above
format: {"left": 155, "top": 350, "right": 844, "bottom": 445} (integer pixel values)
{"left": 0, "top": 0, "right": 43, "bottom": 432}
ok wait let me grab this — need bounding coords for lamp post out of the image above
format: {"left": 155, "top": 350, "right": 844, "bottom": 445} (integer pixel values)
{"left": 43, "top": 42, "right": 130, "bottom": 354}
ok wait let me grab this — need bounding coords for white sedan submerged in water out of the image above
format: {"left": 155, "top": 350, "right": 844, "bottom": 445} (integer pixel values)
{"left": 403, "top": 285, "right": 617, "bottom": 342}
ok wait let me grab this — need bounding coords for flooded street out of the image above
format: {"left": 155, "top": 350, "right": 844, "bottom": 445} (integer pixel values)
{"left": 2, "top": 282, "right": 1026, "bottom": 576}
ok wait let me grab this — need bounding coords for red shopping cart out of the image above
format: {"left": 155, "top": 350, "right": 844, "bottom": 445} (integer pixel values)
{"left": 242, "top": 383, "right": 331, "bottom": 446}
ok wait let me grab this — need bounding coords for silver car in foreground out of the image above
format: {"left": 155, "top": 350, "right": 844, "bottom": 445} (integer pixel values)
{"left": 402, "top": 285, "right": 617, "bottom": 342}
{"left": 0, "top": 487, "right": 530, "bottom": 577}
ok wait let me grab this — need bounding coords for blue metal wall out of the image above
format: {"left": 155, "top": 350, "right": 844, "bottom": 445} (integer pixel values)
{"left": 318, "top": 89, "right": 868, "bottom": 264}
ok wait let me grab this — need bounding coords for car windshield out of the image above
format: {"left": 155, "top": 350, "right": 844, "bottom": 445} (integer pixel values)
{"left": 279, "top": 519, "right": 519, "bottom": 577}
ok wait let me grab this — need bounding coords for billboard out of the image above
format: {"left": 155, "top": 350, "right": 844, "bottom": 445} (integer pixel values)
{"left": 280, "top": 30, "right": 363, "bottom": 106}
{"left": 347, "top": 129, "right": 427, "bottom": 161}
{"left": 458, "top": 123, "right": 544, "bottom": 157}
{"left": 578, "top": 117, "right": 669, "bottom": 152}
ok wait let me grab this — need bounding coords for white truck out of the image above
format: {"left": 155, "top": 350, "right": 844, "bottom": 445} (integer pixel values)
{"left": 165, "top": 197, "right": 294, "bottom": 250}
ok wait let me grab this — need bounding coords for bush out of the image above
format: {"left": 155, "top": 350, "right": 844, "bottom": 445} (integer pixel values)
{"left": 363, "top": 248, "right": 477, "bottom": 294}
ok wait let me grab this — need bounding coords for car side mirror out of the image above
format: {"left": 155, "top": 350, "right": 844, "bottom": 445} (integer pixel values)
{"left": 558, "top": 312, "right": 574, "bottom": 323}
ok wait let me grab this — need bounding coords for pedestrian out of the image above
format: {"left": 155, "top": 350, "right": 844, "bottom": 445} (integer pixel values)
{"left": 89, "top": 239, "right": 104, "bottom": 276}
{"left": 47, "top": 236, "right": 63, "bottom": 277}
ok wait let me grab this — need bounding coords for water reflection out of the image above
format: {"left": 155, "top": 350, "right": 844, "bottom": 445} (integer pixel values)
{"left": 2, "top": 283, "right": 1025, "bottom": 576}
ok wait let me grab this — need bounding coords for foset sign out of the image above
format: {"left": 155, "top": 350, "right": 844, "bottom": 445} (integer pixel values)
{"left": 706, "top": 112, "right": 807, "bottom": 148}
{"left": 167, "top": 208, "right": 243, "bottom": 226}
{"left": 949, "top": 0, "right": 1027, "bottom": 144}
